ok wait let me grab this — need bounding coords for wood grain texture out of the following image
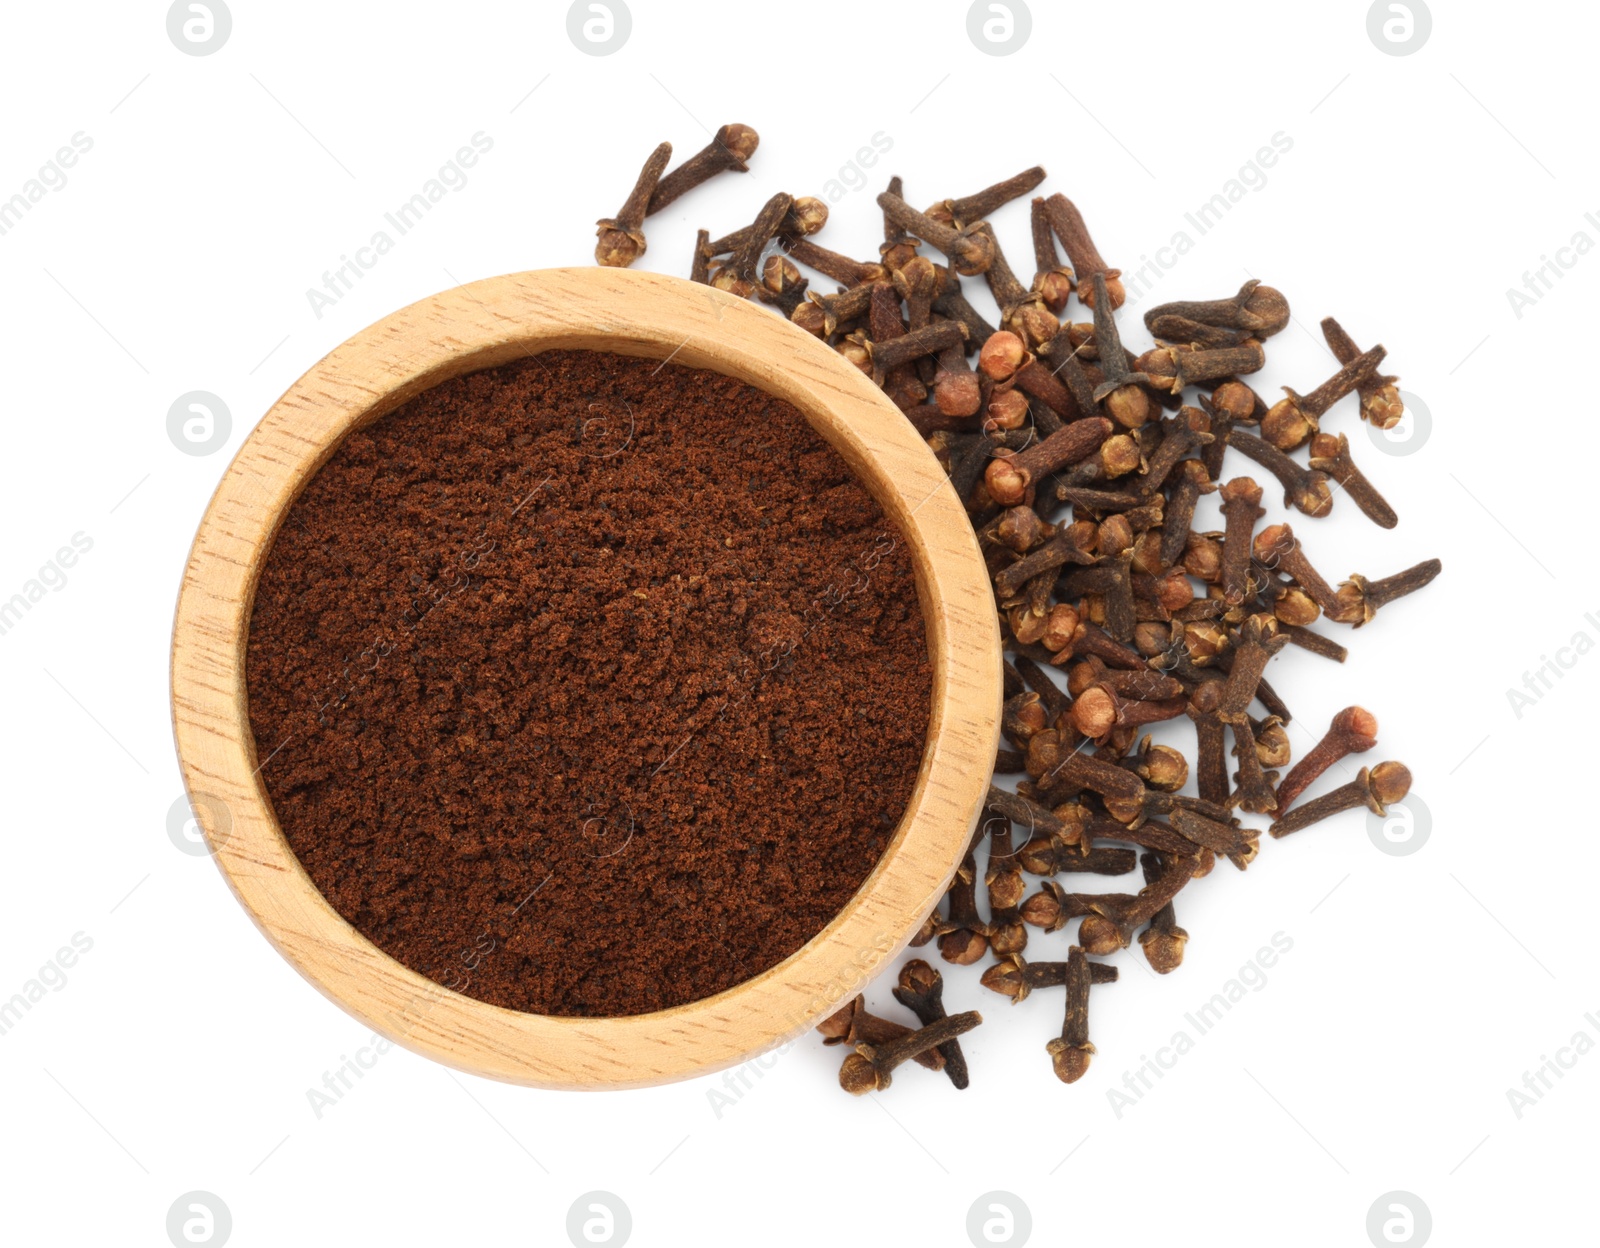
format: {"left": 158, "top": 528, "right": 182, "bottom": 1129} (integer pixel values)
{"left": 169, "top": 267, "right": 1001, "bottom": 1088}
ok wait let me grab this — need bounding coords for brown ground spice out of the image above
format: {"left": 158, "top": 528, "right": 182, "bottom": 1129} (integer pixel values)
{"left": 245, "top": 350, "right": 931, "bottom": 1017}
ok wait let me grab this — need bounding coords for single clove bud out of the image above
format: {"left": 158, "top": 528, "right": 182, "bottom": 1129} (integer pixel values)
{"left": 1136, "top": 853, "right": 1190, "bottom": 974}
{"left": 985, "top": 815, "right": 1029, "bottom": 956}
{"left": 1077, "top": 852, "right": 1196, "bottom": 954}
{"left": 792, "top": 282, "right": 876, "bottom": 338}
{"left": 1143, "top": 280, "right": 1290, "bottom": 338}
{"left": 714, "top": 192, "right": 794, "bottom": 297}
{"left": 986, "top": 417, "right": 1115, "bottom": 507}
{"left": 877, "top": 189, "right": 996, "bottom": 276}
{"left": 1137, "top": 342, "right": 1268, "bottom": 395}
{"left": 1227, "top": 429, "right": 1334, "bottom": 518}
{"left": 1218, "top": 477, "right": 1266, "bottom": 606}
{"left": 1308, "top": 433, "right": 1396, "bottom": 529}
{"left": 707, "top": 197, "right": 828, "bottom": 255}
{"left": 1216, "top": 613, "right": 1288, "bottom": 724}
{"left": 1229, "top": 714, "right": 1279, "bottom": 815}
{"left": 1253, "top": 524, "right": 1340, "bottom": 617}
{"left": 1322, "top": 316, "right": 1404, "bottom": 429}
{"left": 1261, "top": 344, "right": 1386, "bottom": 451}
{"left": 892, "top": 960, "right": 971, "bottom": 1089}
{"left": 981, "top": 952, "right": 1119, "bottom": 1001}
{"left": 1272, "top": 706, "right": 1378, "bottom": 811}
{"left": 839, "top": 1011, "right": 984, "bottom": 1094}
{"left": 1045, "top": 946, "right": 1098, "bottom": 1083}
{"left": 1017, "top": 840, "right": 1139, "bottom": 878}
{"left": 935, "top": 839, "right": 991, "bottom": 965}
{"left": 595, "top": 141, "right": 672, "bottom": 267}
{"left": 646, "top": 124, "right": 758, "bottom": 215}
{"left": 1333, "top": 558, "right": 1441, "bottom": 627}
{"left": 1038, "top": 746, "right": 1148, "bottom": 823}
{"left": 1030, "top": 196, "right": 1075, "bottom": 313}
{"left": 930, "top": 165, "right": 1047, "bottom": 229}
{"left": 782, "top": 236, "right": 886, "bottom": 289}
{"left": 868, "top": 320, "right": 967, "bottom": 385}
{"left": 1270, "top": 760, "right": 1411, "bottom": 838}
{"left": 1087, "top": 274, "right": 1153, "bottom": 427}
{"left": 817, "top": 995, "right": 945, "bottom": 1071}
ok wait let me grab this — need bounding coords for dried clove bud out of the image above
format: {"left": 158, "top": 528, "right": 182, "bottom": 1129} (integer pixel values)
{"left": 1322, "top": 316, "right": 1404, "bottom": 429}
{"left": 1309, "top": 433, "right": 1397, "bottom": 529}
{"left": 1270, "top": 761, "right": 1411, "bottom": 838}
{"left": 986, "top": 417, "right": 1115, "bottom": 507}
{"left": 982, "top": 952, "right": 1119, "bottom": 1002}
{"left": 595, "top": 141, "right": 672, "bottom": 267}
{"left": 877, "top": 189, "right": 996, "bottom": 276}
{"left": 892, "top": 960, "right": 971, "bottom": 1089}
{"left": 817, "top": 995, "right": 944, "bottom": 1071}
{"left": 839, "top": 1011, "right": 983, "bottom": 1094}
{"left": 646, "top": 124, "right": 758, "bottom": 215}
{"left": 1273, "top": 706, "right": 1378, "bottom": 811}
{"left": 935, "top": 839, "right": 991, "bottom": 965}
{"left": 930, "top": 166, "right": 1047, "bottom": 229}
{"left": 1261, "top": 345, "right": 1386, "bottom": 451}
{"left": 1144, "top": 280, "right": 1290, "bottom": 338}
{"left": 1042, "top": 194, "right": 1123, "bottom": 308}
{"left": 1045, "top": 947, "right": 1099, "bottom": 1083}
{"left": 1333, "top": 558, "right": 1442, "bottom": 626}
{"left": 1136, "top": 853, "right": 1190, "bottom": 974}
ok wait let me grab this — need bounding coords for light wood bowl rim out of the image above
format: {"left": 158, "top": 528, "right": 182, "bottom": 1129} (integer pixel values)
{"left": 169, "top": 267, "right": 1001, "bottom": 1089}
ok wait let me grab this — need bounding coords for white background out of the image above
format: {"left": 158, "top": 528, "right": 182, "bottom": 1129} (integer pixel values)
{"left": 0, "top": 2, "right": 1591, "bottom": 1245}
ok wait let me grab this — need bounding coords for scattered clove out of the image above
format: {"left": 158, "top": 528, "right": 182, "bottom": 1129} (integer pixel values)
{"left": 1270, "top": 761, "right": 1411, "bottom": 838}
{"left": 592, "top": 132, "right": 1442, "bottom": 1095}
{"left": 892, "top": 960, "right": 971, "bottom": 1089}
{"left": 595, "top": 141, "right": 673, "bottom": 267}
{"left": 839, "top": 1011, "right": 984, "bottom": 1094}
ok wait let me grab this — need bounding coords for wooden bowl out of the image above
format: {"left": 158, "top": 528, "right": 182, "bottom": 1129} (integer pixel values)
{"left": 170, "top": 267, "right": 1001, "bottom": 1089}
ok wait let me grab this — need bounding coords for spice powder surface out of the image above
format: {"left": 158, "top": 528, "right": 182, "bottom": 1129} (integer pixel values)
{"left": 245, "top": 350, "right": 932, "bottom": 1017}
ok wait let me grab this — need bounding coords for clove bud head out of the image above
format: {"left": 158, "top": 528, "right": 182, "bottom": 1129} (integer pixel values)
{"left": 717, "top": 122, "right": 761, "bottom": 164}
{"left": 979, "top": 331, "right": 1026, "bottom": 381}
{"left": 1364, "top": 760, "right": 1412, "bottom": 812}
{"left": 1261, "top": 395, "right": 1315, "bottom": 451}
{"left": 1046, "top": 1036, "right": 1095, "bottom": 1084}
{"left": 594, "top": 222, "right": 646, "bottom": 268}
{"left": 1078, "top": 913, "right": 1129, "bottom": 956}
{"left": 1209, "top": 380, "right": 1258, "bottom": 422}
{"left": 1138, "top": 924, "right": 1188, "bottom": 975}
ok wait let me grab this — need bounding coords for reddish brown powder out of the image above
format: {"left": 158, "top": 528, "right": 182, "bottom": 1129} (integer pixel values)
{"left": 245, "top": 350, "right": 931, "bottom": 1017}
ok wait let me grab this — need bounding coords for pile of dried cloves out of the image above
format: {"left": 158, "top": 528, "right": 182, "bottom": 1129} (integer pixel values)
{"left": 594, "top": 128, "right": 1441, "bottom": 1094}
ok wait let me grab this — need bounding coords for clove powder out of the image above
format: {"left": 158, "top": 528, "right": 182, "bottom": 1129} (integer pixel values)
{"left": 245, "top": 350, "right": 932, "bottom": 1017}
